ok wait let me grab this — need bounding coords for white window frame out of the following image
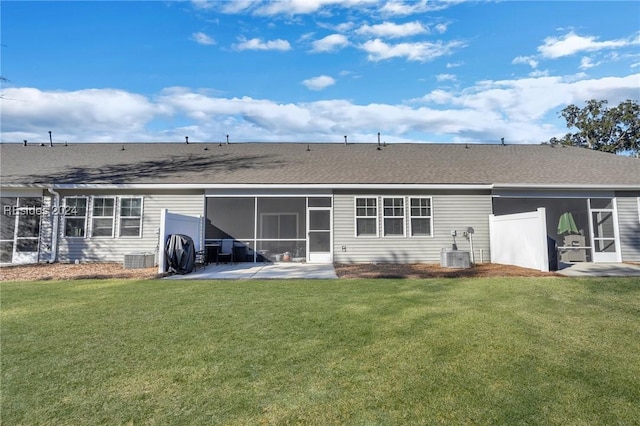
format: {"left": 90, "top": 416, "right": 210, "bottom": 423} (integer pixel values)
{"left": 90, "top": 197, "right": 116, "bottom": 238}
{"left": 355, "top": 197, "right": 378, "bottom": 237}
{"left": 118, "top": 197, "right": 144, "bottom": 238}
{"left": 409, "top": 197, "right": 433, "bottom": 237}
{"left": 63, "top": 196, "right": 88, "bottom": 238}
{"left": 382, "top": 197, "right": 405, "bottom": 237}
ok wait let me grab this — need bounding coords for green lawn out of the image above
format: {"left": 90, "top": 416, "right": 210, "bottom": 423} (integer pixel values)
{"left": 2, "top": 277, "right": 639, "bottom": 425}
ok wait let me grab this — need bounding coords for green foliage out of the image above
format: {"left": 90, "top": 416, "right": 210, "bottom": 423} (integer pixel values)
{"left": 549, "top": 99, "right": 640, "bottom": 155}
{"left": 2, "top": 278, "right": 640, "bottom": 424}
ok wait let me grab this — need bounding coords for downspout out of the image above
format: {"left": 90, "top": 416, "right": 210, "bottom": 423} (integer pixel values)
{"left": 47, "top": 187, "right": 60, "bottom": 263}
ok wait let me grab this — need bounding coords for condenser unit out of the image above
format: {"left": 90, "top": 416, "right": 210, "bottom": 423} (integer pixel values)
{"left": 440, "top": 250, "right": 471, "bottom": 269}
{"left": 123, "top": 253, "right": 155, "bottom": 269}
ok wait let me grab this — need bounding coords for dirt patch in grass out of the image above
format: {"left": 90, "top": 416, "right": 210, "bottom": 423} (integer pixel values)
{"left": 334, "top": 263, "right": 557, "bottom": 279}
{"left": 1, "top": 262, "right": 556, "bottom": 281}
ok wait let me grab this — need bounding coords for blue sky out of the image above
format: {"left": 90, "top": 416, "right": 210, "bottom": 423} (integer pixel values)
{"left": 1, "top": 0, "right": 639, "bottom": 144}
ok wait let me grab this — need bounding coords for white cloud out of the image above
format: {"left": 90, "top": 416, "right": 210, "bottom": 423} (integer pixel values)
{"left": 538, "top": 31, "right": 639, "bottom": 59}
{"left": 579, "top": 56, "right": 603, "bottom": 70}
{"left": 219, "top": 0, "right": 255, "bottom": 13}
{"left": 3, "top": 74, "right": 638, "bottom": 144}
{"left": 528, "top": 69, "right": 550, "bottom": 78}
{"left": 355, "top": 21, "right": 428, "bottom": 38}
{"left": 302, "top": 75, "right": 337, "bottom": 90}
{"left": 436, "top": 73, "right": 456, "bottom": 82}
{"left": 0, "top": 88, "right": 169, "bottom": 142}
{"left": 253, "top": 0, "right": 379, "bottom": 16}
{"left": 233, "top": 37, "right": 292, "bottom": 51}
{"left": 419, "top": 89, "right": 453, "bottom": 104}
{"left": 360, "top": 38, "right": 465, "bottom": 62}
{"left": 512, "top": 55, "right": 538, "bottom": 69}
{"left": 191, "top": 32, "right": 216, "bottom": 45}
{"left": 434, "top": 23, "right": 448, "bottom": 34}
{"left": 380, "top": 0, "right": 462, "bottom": 15}
{"left": 190, "top": 0, "right": 216, "bottom": 10}
{"left": 311, "top": 34, "right": 349, "bottom": 52}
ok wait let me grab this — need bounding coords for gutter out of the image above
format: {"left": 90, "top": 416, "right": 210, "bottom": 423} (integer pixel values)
{"left": 47, "top": 187, "right": 60, "bottom": 263}
{"left": 42, "top": 183, "right": 496, "bottom": 190}
{"left": 492, "top": 183, "right": 640, "bottom": 190}
{"left": 8, "top": 182, "right": 638, "bottom": 191}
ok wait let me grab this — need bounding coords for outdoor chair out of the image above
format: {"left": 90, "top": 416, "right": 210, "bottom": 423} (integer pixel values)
{"left": 194, "top": 249, "right": 208, "bottom": 270}
{"left": 216, "top": 239, "right": 234, "bottom": 264}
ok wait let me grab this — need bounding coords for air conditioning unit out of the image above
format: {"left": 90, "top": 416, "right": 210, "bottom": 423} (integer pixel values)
{"left": 124, "top": 252, "right": 155, "bottom": 269}
{"left": 440, "top": 250, "right": 471, "bottom": 269}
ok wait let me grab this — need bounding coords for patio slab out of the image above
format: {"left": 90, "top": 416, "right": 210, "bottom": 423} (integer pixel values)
{"left": 165, "top": 262, "right": 338, "bottom": 280}
{"left": 557, "top": 262, "right": 640, "bottom": 277}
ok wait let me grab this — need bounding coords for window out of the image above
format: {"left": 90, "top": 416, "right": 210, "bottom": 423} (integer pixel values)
{"left": 119, "top": 197, "right": 143, "bottom": 237}
{"left": 64, "top": 197, "right": 88, "bottom": 237}
{"left": 355, "top": 197, "right": 378, "bottom": 237}
{"left": 91, "top": 197, "right": 115, "bottom": 237}
{"left": 410, "top": 197, "right": 432, "bottom": 236}
{"left": 383, "top": 197, "right": 405, "bottom": 236}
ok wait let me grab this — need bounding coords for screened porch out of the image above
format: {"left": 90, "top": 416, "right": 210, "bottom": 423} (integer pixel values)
{"left": 204, "top": 196, "right": 332, "bottom": 263}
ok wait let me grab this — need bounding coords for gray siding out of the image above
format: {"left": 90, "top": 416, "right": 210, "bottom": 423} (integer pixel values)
{"left": 333, "top": 190, "right": 492, "bottom": 263}
{"left": 617, "top": 195, "right": 640, "bottom": 262}
{"left": 56, "top": 190, "right": 204, "bottom": 263}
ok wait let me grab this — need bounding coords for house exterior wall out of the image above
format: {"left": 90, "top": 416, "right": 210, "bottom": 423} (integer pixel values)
{"left": 39, "top": 195, "right": 54, "bottom": 262}
{"left": 332, "top": 190, "right": 492, "bottom": 263}
{"left": 616, "top": 192, "right": 640, "bottom": 262}
{"left": 56, "top": 190, "right": 204, "bottom": 263}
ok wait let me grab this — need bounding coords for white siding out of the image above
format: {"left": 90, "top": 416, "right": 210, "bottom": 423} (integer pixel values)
{"left": 616, "top": 194, "right": 640, "bottom": 262}
{"left": 333, "top": 191, "right": 492, "bottom": 263}
{"left": 57, "top": 191, "right": 204, "bottom": 263}
{"left": 39, "top": 196, "right": 53, "bottom": 263}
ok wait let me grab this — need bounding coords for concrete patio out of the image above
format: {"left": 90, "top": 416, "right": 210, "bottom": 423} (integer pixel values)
{"left": 165, "top": 262, "right": 338, "bottom": 280}
{"left": 557, "top": 262, "right": 640, "bottom": 277}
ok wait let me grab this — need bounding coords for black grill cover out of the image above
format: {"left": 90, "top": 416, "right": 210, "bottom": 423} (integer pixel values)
{"left": 165, "top": 234, "right": 195, "bottom": 274}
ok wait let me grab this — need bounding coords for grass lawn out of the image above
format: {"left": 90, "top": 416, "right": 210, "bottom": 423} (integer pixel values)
{"left": 2, "top": 277, "right": 639, "bottom": 425}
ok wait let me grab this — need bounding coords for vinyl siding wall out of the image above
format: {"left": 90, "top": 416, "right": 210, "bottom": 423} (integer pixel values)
{"left": 616, "top": 193, "right": 640, "bottom": 262}
{"left": 56, "top": 190, "right": 204, "bottom": 263}
{"left": 38, "top": 196, "right": 53, "bottom": 262}
{"left": 333, "top": 190, "right": 492, "bottom": 263}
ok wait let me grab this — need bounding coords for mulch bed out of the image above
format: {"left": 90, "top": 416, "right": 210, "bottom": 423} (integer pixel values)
{"left": 1, "top": 262, "right": 555, "bottom": 281}
{"left": 0, "top": 263, "right": 160, "bottom": 282}
{"left": 334, "top": 263, "right": 557, "bottom": 279}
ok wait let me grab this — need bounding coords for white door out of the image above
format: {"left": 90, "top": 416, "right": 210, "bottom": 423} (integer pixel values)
{"left": 589, "top": 198, "right": 621, "bottom": 263}
{"left": 307, "top": 208, "right": 332, "bottom": 263}
{"left": 12, "top": 207, "right": 41, "bottom": 264}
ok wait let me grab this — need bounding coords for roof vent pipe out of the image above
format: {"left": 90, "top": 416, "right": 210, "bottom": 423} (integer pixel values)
{"left": 185, "top": 136, "right": 189, "bottom": 144}
{"left": 48, "top": 131, "right": 53, "bottom": 147}
{"left": 226, "top": 135, "right": 229, "bottom": 144}
{"left": 344, "top": 135, "right": 347, "bottom": 145}
{"left": 377, "top": 132, "right": 381, "bottom": 147}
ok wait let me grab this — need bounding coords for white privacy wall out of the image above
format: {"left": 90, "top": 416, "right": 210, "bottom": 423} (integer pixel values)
{"left": 489, "top": 208, "right": 549, "bottom": 272}
{"left": 158, "top": 209, "right": 203, "bottom": 273}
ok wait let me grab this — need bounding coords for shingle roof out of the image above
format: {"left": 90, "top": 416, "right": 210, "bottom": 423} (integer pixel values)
{"left": 1, "top": 142, "right": 639, "bottom": 187}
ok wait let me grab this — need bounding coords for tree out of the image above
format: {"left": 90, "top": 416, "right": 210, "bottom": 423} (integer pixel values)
{"left": 548, "top": 99, "right": 639, "bottom": 155}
